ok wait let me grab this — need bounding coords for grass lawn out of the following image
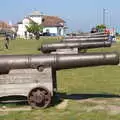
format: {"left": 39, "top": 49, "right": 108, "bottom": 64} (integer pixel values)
{"left": 0, "top": 38, "right": 120, "bottom": 120}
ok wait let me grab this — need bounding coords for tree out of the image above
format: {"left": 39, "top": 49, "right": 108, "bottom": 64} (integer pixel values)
{"left": 26, "top": 21, "right": 44, "bottom": 40}
{"left": 96, "top": 24, "right": 106, "bottom": 32}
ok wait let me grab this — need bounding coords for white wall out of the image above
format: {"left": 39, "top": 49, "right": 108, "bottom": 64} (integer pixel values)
{"left": 43, "top": 27, "right": 65, "bottom": 36}
{"left": 30, "top": 16, "right": 42, "bottom": 24}
{"left": 43, "top": 27, "right": 58, "bottom": 35}
{"left": 23, "top": 18, "right": 30, "bottom": 24}
{"left": 17, "top": 18, "right": 30, "bottom": 38}
{"left": 17, "top": 23, "right": 28, "bottom": 38}
{"left": 17, "top": 24, "right": 24, "bottom": 37}
{"left": 17, "top": 16, "right": 65, "bottom": 37}
{"left": 57, "top": 27, "right": 64, "bottom": 36}
{"left": 61, "top": 28, "right": 64, "bottom": 36}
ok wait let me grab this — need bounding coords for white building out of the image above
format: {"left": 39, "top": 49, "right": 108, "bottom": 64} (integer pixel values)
{"left": 17, "top": 11, "right": 66, "bottom": 38}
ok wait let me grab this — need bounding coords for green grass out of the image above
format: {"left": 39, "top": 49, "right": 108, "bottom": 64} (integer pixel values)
{"left": 57, "top": 66, "right": 120, "bottom": 94}
{"left": 1, "top": 38, "right": 120, "bottom": 120}
{"left": 0, "top": 37, "right": 59, "bottom": 54}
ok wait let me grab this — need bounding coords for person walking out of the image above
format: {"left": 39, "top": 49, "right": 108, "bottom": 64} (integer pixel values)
{"left": 4, "top": 33, "right": 10, "bottom": 49}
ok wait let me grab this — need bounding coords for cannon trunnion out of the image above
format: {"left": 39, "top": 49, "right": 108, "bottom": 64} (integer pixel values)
{"left": 0, "top": 53, "right": 119, "bottom": 108}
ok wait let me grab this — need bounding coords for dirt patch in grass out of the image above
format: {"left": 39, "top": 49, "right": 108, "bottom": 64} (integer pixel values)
{"left": 79, "top": 98, "right": 107, "bottom": 104}
{"left": 78, "top": 98, "right": 120, "bottom": 115}
{"left": 0, "top": 98, "right": 120, "bottom": 116}
{"left": 0, "top": 106, "right": 31, "bottom": 114}
{"left": 56, "top": 99, "right": 69, "bottom": 109}
{"left": 85, "top": 104, "right": 120, "bottom": 115}
{"left": 107, "top": 105, "right": 120, "bottom": 115}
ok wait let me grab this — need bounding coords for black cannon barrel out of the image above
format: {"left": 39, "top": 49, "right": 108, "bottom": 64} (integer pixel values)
{"left": 90, "top": 32, "right": 106, "bottom": 35}
{"left": 67, "top": 32, "right": 107, "bottom": 37}
{"left": 0, "top": 52, "right": 119, "bottom": 73}
{"left": 40, "top": 41, "right": 111, "bottom": 53}
{"left": 63, "top": 37, "right": 109, "bottom": 42}
{"left": 65, "top": 34, "right": 109, "bottom": 39}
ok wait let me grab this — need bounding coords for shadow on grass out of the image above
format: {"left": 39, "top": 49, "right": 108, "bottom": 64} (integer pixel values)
{"left": 51, "top": 93, "right": 120, "bottom": 107}
{"left": 0, "top": 96, "right": 28, "bottom": 107}
{"left": 57, "top": 93, "right": 120, "bottom": 100}
{"left": 0, "top": 93, "right": 120, "bottom": 108}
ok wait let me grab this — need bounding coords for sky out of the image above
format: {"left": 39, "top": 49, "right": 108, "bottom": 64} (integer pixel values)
{"left": 0, "top": 0, "right": 120, "bottom": 32}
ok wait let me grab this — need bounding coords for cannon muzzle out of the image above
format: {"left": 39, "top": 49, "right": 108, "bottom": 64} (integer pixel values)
{"left": 40, "top": 41, "right": 111, "bottom": 53}
{"left": 0, "top": 52, "right": 119, "bottom": 73}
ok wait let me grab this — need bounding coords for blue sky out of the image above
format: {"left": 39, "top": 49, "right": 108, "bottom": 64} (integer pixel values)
{"left": 0, "top": 0, "right": 120, "bottom": 32}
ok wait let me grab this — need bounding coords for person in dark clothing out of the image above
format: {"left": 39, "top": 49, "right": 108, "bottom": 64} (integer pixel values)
{"left": 24, "top": 31, "right": 27, "bottom": 39}
{"left": 4, "top": 33, "right": 10, "bottom": 49}
{"left": 35, "top": 32, "right": 40, "bottom": 40}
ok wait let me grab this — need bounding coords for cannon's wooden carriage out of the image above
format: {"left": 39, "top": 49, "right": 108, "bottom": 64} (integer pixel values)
{"left": 0, "top": 53, "right": 119, "bottom": 108}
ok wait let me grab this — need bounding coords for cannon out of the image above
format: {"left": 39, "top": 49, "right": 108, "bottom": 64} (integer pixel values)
{"left": 0, "top": 53, "right": 118, "bottom": 71}
{"left": 0, "top": 52, "right": 119, "bottom": 108}
{"left": 39, "top": 41, "right": 111, "bottom": 53}
{"left": 63, "top": 37, "right": 109, "bottom": 42}
{"left": 65, "top": 34, "right": 109, "bottom": 39}
{"left": 90, "top": 32, "right": 106, "bottom": 35}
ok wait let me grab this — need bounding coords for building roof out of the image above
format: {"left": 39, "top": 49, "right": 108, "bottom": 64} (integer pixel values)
{"left": 17, "top": 12, "right": 65, "bottom": 27}
{"left": 17, "top": 17, "right": 34, "bottom": 24}
{"left": 0, "top": 21, "right": 17, "bottom": 33}
{"left": 0, "top": 21, "right": 11, "bottom": 29}
{"left": 28, "top": 11, "right": 42, "bottom": 17}
{"left": 42, "top": 16, "right": 65, "bottom": 27}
